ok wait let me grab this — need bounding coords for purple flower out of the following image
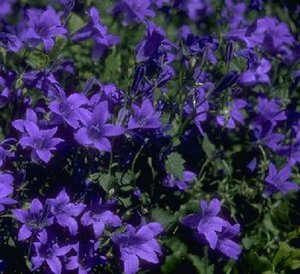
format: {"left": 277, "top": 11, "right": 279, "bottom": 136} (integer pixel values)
{"left": 239, "top": 58, "right": 271, "bottom": 86}
{"left": 22, "top": 7, "right": 67, "bottom": 52}
{"left": 12, "top": 108, "right": 39, "bottom": 133}
{"left": 181, "top": 27, "right": 219, "bottom": 65}
{"left": 216, "top": 99, "right": 247, "bottom": 129}
{"left": 128, "top": 99, "right": 161, "bottom": 130}
{"left": 81, "top": 200, "right": 121, "bottom": 237}
{"left": 225, "top": 17, "right": 294, "bottom": 53}
{"left": 216, "top": 222, "right": 241, "bottom": 260}
{"left": 178, "top": 0, "right": 213, "bottom": 21}
{"left": 0, "top": 144, "right": 14, "bottom": 167}
{"left": 222, "top": 0, "right": 246, "bottom": 29}
{"left": 23, "top": 70, "right": 61, "bottom": 98}
{"left": 0, "top": 0, "right": 16, "bottom": 21}
{"left": 249, "top": 0, "right": 264, "bottom": 11}
{"left": 181, "top": 198, "right": 226, "bottom": 249}
{"left": 254, "top": 97, "right": 286, "bottom": 127}
{"left": 12, "top": 199, "right": 53, "bottom": 241}
{"left": 263, "top": 163, "right": 299, "bottom": 197}
{"left": 47, "top": 189, "right": 85, "bottom": 235}
{"left": 112, "top": 222, "right": 163, "bottom": 274}
{"left": 152, "top": 0, "right": 171, "bottom": 8}
{"left": 0, "top": 172, "right": 16, "bottom": 211}
{"left": 75, "top": 101, "right": 124, "bottom": 152}
{"left": 49, "top": 92, "right": 89, "bottom": 129}
{"left": 19, "top": 122, "right": 64, "bottom": 163}
{"left": 65, "top": 240, "right": 105, "bottom": 273}
{"left": 72, "top": 7, "right": 120, "bottom": 60}
{"left": 112, "top": 0, "right": 155, "bottom": 25}
{"left": 31, "top": 230, "right": 71, "bottom": 274}
{"left": 164, "top": 171, "right": 196, "bottom": 191}
{"left": 0, "top": 71, "right": 16, "bottom": 107}
{"left": 0, "top": 32, "right": 22, "bottom": 52}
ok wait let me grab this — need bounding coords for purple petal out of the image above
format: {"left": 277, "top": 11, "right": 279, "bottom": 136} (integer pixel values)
{"left": 30, "top": 199, "right": 43, "bottom": 215}
{"left": 203, "top": 229, "right": 218, "bottom": 249}
{"left": 181, "top": 214, "right": 202, "bottom": 229}
{"left": 18, "top": 224, "right": 32, "bottom": 241}
{"left": 217, "top": 239, "right": 241, "bottom": 259}
{"left": 123, "top": 253, "right": 139, "bottom": 274}
{"left": 136, "top": 244, "right": 159, "bottom": 263}
{"left": 93, "top": 138, "right": 112, "bottom": 152}
{"left": 47, "top": 256, "right": 62, "bottom": 274}
{"left": 36, "top": 149, "right": 52, "bottom": 163}
{"left": 12, "top": 209, "right": 28, "bottom": 223}
{"left": 75, "top": 128, "right": 92, "bottom": 146}
{"left": 103, "top": 124, "right": 125, "bottom": 137}
{"left": 93, "top": 221, "right": 105, "bottom": 237}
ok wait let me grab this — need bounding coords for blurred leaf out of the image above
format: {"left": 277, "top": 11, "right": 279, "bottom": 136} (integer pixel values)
{"left": 102, "top": 53, "right": 121, "bottom": 81}
{"left": 26, "top": 51, "right": 50, "bottom": 69}
{"left": 99, "top": 174, "right": 115, "bottom": 192}
{"left": 165, "top": 152, "right": 185, "bottom": 180}
{"left": 273, "top": 242, "right": 300, "bottom": 271}
{"left": 246, "top": 252, "right": 273, "bottom": 273}
{"left": 50, "top": 37, "right": 67, "bottom": 61}
{"left": 188, "top": 254, "right": 214, "bottom": 274}
{"left": 162, "top": 254, "right": 182, "bottom": 273}
{"left": 202, "top": 134, "right": 215, "bottom": 159}
{"left": 271, "top": 201, "right": 294, "bottom": 232}
{"left": 68, "top": 13, "right": 85, "bottom": 34}
{"left": 151, "top": 208, "right": 176, "bottom": 228}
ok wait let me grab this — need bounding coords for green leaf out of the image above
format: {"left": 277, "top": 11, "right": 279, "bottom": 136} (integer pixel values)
{"left": 246, "top": 252, "right": 273, "bottom": 273}
{"left": 98, "top": 174, "right": 115, "bottom": 192}
{"left": 188, "top": 254, "right": 214, "bottom": 274}
{"left": 26, "top": 51, "right": 50, "bottom": 69}
{"left": 164, "top": 237, "right": 188, "bottom": 255}
{"left": 273, "top": 242, "right": 300, "bottom": 271}
{"left": 50, "top": 37, "right": 67, "bottom": 61}
{"left": 202, "top": 134, "right": 215, "bottom": 159}
{"left": 162, "top": 254, "right": 182, "bottom": 273}
{"left": 102, "top": 53, "right": 121, "bottom": 81}
{"left": 151, "top": 208, "right": 176, "bottom": 228}
{"left": 271, "top": 201, "right": 294, "bottom": 232}
{"left": 68, "top": 13, "right": 85, "bottom": 34}
{"left": 165, "top": 152, "right": 185, "bottom": 180}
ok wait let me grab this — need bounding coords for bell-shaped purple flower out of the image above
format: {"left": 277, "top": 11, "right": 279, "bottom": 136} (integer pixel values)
{"left": 0, "top": 0, "right": 16, "bottom": 21}
{"left": 22, "top": 7, "right": 67, "bottom": 52}
{"left": 81, "top": 200, "right": 121, "bottom": 237}
{"left": 12, "top": 199, "right": 53, "bottom": 241}
{"left": 112, "top": 222, "right": 163, "bottom": 274}
{"left": 75, "top": 101, "right": 124, "bottom": 152}
{"left": 216, "top": 99, "right": 247, "bottom": 129}
{"left": 65, "top": 240, "right": 106, "bottom": 273}
{"left": 181, "top": 198, "right": 226, "bottom": 249}
{"left": 47, "top": 189, "right": 85, "bottom": 235}
{"left": 128, "top": 99, "right": 161, "bottom": 130}
{"left": 263, "top": 163, "right": 299, "bottom": 197}
{"left": 0, "top": 32, "right": 22, "bottom": 53}
{"left": 0, "top": 172, "right": 16, "bottom": 211}
{"left": 112, "top": 0, "right": 155, "bottom": 25}
{"left": 253, "top": 97, "right": 286, "bottom": 130}
{"left": 72, "top": 7, "right": 120, "bottom": 60}
{"left": 239, "top": 58, "right": 271, "bottom": 86}
{"left": 164, "top": 171, "right": 196, "bottom": 191}
{"left": 216, "top": 222, "right": 241, "bottom": 260}
{"left": 49, "top": 91, "right": 89, "bottom": 129}
{"left": 19, "top": 121, "right": 64, "bottom": 163}
{"left": 31, "top": 230, "right": 72, "bottom": 274}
